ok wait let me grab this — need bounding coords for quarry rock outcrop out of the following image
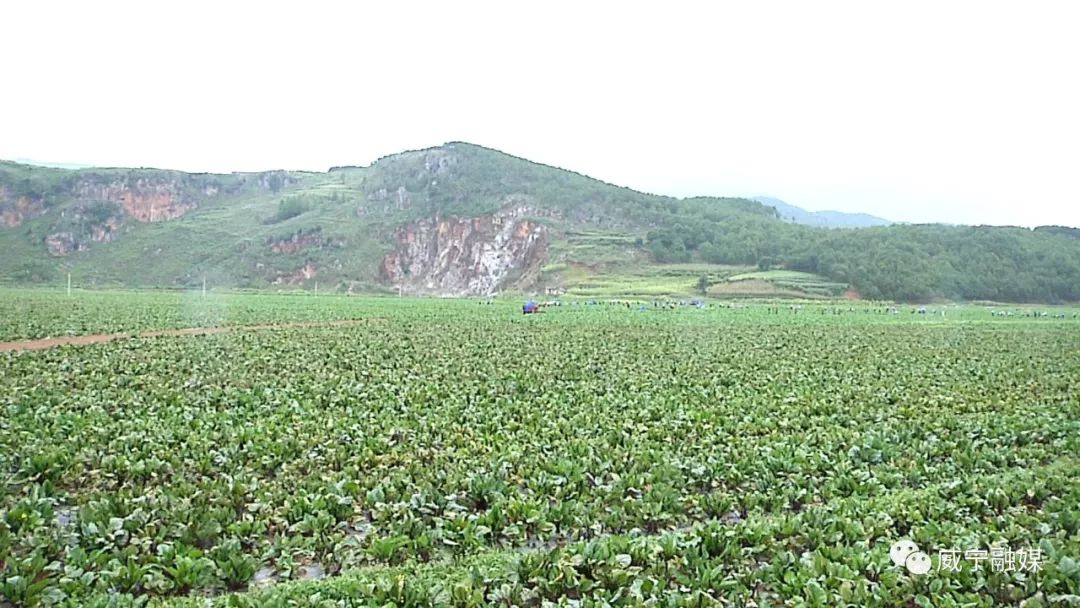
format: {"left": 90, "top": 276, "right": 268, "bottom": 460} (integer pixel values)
{"left": 381, "top": 203, "right": 550, "bottom": 296}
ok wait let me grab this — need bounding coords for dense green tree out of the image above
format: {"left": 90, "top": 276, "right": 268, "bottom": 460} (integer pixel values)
{"left": 644, "top": 219, "right": 1080, "bottom": 303}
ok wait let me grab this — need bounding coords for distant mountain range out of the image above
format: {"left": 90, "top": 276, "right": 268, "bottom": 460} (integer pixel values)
{"left": 1, "top": 143, "right": 1078, "bottom": 302}
{"left": 753, "top": 196, "right": 892, "bottom": 228}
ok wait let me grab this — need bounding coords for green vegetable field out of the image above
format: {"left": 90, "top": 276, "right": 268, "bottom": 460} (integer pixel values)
{"left": 1, "top": 291, "right": 1078, "bottom": 607}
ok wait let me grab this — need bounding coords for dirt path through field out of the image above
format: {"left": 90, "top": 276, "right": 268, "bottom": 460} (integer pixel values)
{"left": 0, "top": 319, "right": 377, "bottom": 353}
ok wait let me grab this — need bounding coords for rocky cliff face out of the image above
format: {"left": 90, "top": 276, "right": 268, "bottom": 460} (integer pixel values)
{"left": 381, "top": 203, "right": 550, "bottom": 296}
{"left": 268, "top": 228, "right": 338, "bottom": 254}
{"left": 37, "top": 177, "right": 211, "bottom": 255}
{"left": 45, "top": 201, "right": 125, "bottom": 256}
{"left": 0, "top": 165, "right": 303, "bottom": 258}
{"left": 0, "top": 188, "right": 45, "bottom": 227}
{"left": 74, "top": 177, "right": 213, "bottom": 222}
{"left": 44, "top": 219, "right": 124, "bottom": 256}
{"left": 272, "top": 262, "right": 319, "bottom": 285}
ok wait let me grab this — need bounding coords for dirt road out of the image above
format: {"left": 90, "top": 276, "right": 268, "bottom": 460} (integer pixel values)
{"left": 0, "top": 319, "right": 377, "bottom": 353}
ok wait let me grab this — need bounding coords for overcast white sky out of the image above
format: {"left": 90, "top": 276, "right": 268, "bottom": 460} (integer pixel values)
{"left": 2, "top": 0, "right": 1077, "bottom": 227}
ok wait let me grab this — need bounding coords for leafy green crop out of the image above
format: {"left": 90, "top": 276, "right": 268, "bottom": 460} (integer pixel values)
{"left": 1, "top": 292, "right": 1077, "bottom": 606}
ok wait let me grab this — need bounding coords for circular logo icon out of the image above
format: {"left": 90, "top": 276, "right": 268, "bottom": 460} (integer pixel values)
{"left": 890, "top": 539, "right": 919, "bottom": 567}
{"left": 905, "top": 551, "right": 932, "bottom": 575}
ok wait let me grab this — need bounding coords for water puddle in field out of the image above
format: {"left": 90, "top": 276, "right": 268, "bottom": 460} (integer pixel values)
{"left": 525, "top": 537, "right": 561, "bottom": 551}
{"left": 54, "top": 506, "right": 80, "bottom": 549}
{"left": 252, "top": 566, "right": 278, "bottom": 587}
{"left": 298, "top": 563, "right": 325, "bottom": 580}
{"left": 720, "top": 510, "right": 743, "bottom": 525}
{"left": 229, "top": 515, "right": 750, "bottom": 596}
{"left": 250, "top": 561, "right": 325, "bottom": 587}
{"left": 347, "top": 521, "right": 372, "bottom": 543}
{"left": 56, "top": 506, "right": 77, "bottom": 527}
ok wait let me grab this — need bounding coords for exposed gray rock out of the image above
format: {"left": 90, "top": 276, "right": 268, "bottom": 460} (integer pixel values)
{"left": 381, "top": 202, "right": 549, "bottom": 296}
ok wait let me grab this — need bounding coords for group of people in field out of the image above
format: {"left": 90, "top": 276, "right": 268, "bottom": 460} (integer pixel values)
{"left": 510, "top": 299, "right": 1078, "bottom": 318}
{"left": 990, "top": 309, "right": 1075, "bottom": 318}
{"left": 761, "top": 305, "right": 909, "bottom": 315}
{"left": 590, "top": 299, "right": 708, "bottom": 310}
{"left": 520, "top": 298, "right": 709, "bottom": 314}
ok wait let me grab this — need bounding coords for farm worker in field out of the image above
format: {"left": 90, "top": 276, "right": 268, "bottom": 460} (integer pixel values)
{"left": 523, "top": 300, "right": 539, "bottom": 314}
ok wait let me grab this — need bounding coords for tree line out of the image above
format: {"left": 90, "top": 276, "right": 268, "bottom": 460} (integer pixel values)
{"left": 645, "top": 215, "right": 1080, "bottom": 302}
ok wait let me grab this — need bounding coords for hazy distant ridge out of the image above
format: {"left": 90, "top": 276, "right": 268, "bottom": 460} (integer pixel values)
{"left": 754, "top": 196, "right": 892, "bottom": 228}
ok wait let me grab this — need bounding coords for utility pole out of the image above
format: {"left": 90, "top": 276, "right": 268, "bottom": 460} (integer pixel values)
{"left": 67, "top": 273, "right": 72, "bottom": 297}
{"left": 202, "top": 276, "right": 207, "bottom": 297}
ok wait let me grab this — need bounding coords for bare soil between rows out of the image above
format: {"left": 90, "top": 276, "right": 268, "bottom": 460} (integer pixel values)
{"left": 0, "top": 319, "right": 378, "bottom": 353}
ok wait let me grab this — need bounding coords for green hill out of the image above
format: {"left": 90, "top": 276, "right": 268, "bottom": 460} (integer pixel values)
{"left": 1, "top": 143, "right": 1078, "bottom": 302}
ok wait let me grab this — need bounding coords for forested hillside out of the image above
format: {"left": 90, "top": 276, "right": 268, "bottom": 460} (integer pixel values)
{"left": 644, "top": 219, "right": 1080, "bottom": 302}
{"left": 1, "top": 143, "right": 1077, "bottom": 302}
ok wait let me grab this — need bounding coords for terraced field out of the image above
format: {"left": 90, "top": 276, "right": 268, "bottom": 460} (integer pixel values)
{"left": 1, "top": 291, "right": 1078, "bottom": 607}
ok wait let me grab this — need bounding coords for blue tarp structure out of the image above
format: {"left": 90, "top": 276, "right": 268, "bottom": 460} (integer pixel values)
{"left": 523, "top": 300, "right": 538, "bottom": 314}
